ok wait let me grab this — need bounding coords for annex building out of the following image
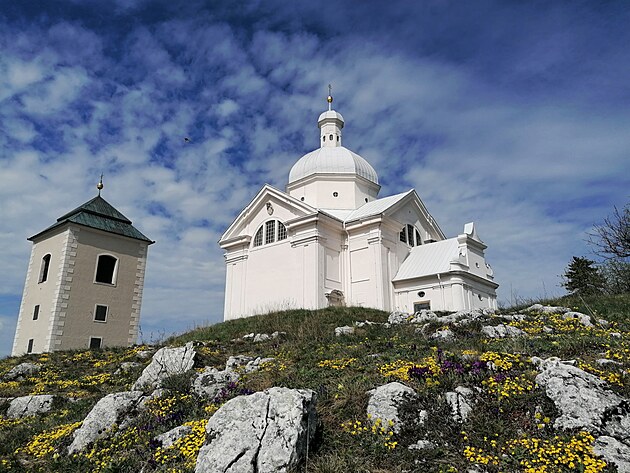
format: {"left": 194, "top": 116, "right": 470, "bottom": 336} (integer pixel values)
{"left": 219, "top": 96, "right": 498, "bottom": 320}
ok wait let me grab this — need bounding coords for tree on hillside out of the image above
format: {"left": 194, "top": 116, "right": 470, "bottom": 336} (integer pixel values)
{"left": 562, "top": 256, "right": 605, "bottom": 295}
{"left": 588, "top": 203, "right": 630, "bottom": 260}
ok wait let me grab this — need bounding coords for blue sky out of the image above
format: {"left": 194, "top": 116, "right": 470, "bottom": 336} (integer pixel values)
{"left": 1, "top": 0, "right": 629, "bottom": 357}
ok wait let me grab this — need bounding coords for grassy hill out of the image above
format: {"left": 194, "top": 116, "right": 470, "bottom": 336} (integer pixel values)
{"left": 0, "top": 294, "right": 628, "bottom": 472}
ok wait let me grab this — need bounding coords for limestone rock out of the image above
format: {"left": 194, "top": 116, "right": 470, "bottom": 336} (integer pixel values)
{"left": 535, "top": 359, "right": 627, "bottom": 433}
{"left": 593, "top": 436, "right": 630, "bottom": 473}
{"left": 335, "top": 326, "right": 355, "bottom": 337}
{"left": 431, "top": 329, "right": 455, "bottom": 341}
{"left": 481, "top": 324, "right": 526, "bottom": 338}
{"left": 156, "top": 425, "right": 192, "bottom": 448}
{"left": 114, "top": 362, "right": 142, "bottom": 375}
{"left": 7, "top": 395, "right": 54, "bottom": 418}
{"left": 3, "top": 363, "right": 41, "bottom": 381}
{"left": 253, "top": 333, "right": 271, "bottom": 343}
{"left": 410, "top": 310, "right": 438, "bottom": 324}
{"left": 195, "top": 387, "right": 316, "bottom": 473}
{"left": 527, "top": 304, "right": 570, "bottom": 314}
{"left": 132, "top": 342, "right": 196, "bottom": 391}
{"left": 225, "top": 356, "right": 275, "bottom": 373}
{"left": 367, "top": 382, "right": 422, "bottom": 433}
{"left": 408, "top": 439, "right": 435, "bottom": 450}
{"left": 562, "top": 311, "right": 593, "bottom": 327}
{"left": 192, "top": 367, "right": 239, "bottom": 400}
{"left": 446, "top": 386, "right": 474, "bottom": 422}
{"left": 596, "top": 359, "right": 623, "bottom": 367}
{"left": 388, "top": 311, "right": 409, "bottom": 324}
{"left": 68, "top": 391, "right": 145, "bottom": 453}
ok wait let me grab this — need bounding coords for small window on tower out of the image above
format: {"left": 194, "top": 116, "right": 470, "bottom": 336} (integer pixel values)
{"left": 33, "top": 305, "right": 40, "bottom": 321}
{"left": 415, "top": 230, "right": 422, "bottom": 246}
{"left": 95, "top": 255, "right": 117, "bottom": 285}
{"left": 39, "top": 254, "right": 51, "bottom": 283}
{"left": 94, "top": 305, "right": 108, "bottom": 322}
{"left": 333, "top": 192, "right": 339, "bottom": 197}
{"left": 89, "top": 337, "right": 102, "bottom": 349}
{"left": 27, "top": 339, "right": 34, "bottom": 353}
{"left": 329, "top": 134, "right": 333, "bottom": 140}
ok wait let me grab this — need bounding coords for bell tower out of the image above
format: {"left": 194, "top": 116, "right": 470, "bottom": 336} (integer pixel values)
{"left": 12, "top": 179, "right": 154, "bottom": 355}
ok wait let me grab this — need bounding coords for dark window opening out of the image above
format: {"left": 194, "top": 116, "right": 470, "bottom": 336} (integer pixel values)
{"left": 94, "top": 305, "right": 108, "bottom": 322}
{"left": 27, "top": 339, "right": 34, "bottom": 353}
{"left": 89, "top": 337, "right": 102, "bottom": 349}
{"left": 95, "top": 255, "right": 117, "bottom": 284}
{"left": 33, "top": 305, "right": 40, "bottom": 321}
{"left": 413, "top": 301, "right": 431, "bottom": 312}
{"left": 333, "top": 191, "right": 338, "bottom": 197}
{"left": 39, "top": 254, "right": 51, "bottom": 283}
{"left": 399, "top": 228, "right": 407, "bottom": 243}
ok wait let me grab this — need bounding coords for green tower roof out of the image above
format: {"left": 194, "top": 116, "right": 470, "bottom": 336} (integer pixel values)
{"left": 29, "top": 195, "right": 154, "bottom": 244}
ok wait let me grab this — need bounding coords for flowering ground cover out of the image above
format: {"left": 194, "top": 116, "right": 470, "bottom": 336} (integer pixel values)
{"left": 0, "top": 295, "right": 628, "bottom": 472}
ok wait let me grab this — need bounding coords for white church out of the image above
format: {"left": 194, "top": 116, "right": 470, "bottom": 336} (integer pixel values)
{"left": 219, "top": 95, "right": 498, "bottom": 320}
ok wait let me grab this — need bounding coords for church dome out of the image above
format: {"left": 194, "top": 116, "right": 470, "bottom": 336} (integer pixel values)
{"left": 288, "top": 94, "right": 379, "bottom": 185}
{"left": 288, "top": 146, "right": 379, "bottom": 184}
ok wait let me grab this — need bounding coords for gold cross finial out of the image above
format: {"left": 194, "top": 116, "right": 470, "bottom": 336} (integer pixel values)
{"left": 327, "top": 84, "right": 333, "bottom": 110}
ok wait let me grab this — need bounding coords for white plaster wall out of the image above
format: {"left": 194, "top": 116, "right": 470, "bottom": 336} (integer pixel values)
{"left": 241, "top": 239, "right": 304, "bottom": 315}
{"left": 12, "top": 227, "right": 69, "bottom": 356}
{"left": 393, "top": 273, "right": 497, "bottom": 313}
{"left": 56, "top": 228, "right": 146, "bottom": 351}
{"left": 288, "top": 177, "right": 378, "bottom": 210}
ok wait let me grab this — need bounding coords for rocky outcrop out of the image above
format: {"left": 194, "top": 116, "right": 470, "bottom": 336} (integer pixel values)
{"left": 225, "top": 355, "right": 275, "bottom": 374}
{"left": 3, "top": 363, "right": 41, "bottom": 381}
{"left": 593, "top": 436, "right": 630, "bottom": 473}
{"left": 195, "top": 387, "right": 316, "bottom": 473}
{"left": 334, "top": 326, "right": 355, "bottom": 337}
{"left": 527, "top": 304, "right": 570, "bottom": 314}
{"left": 6, "top": 395, "right": 54, "bottom": 418}
{"left": 367, "top": 382, "right": 423, "bottom": 433}
{"left": 535, "top": 358, "right": 630, "bottom": 472}
{"left": 481, "top": 324, "right": 526, "bottom": 338}
{"left": 192, "top": 366, "right": 239, "bottom": 400}
{"left": 132, "top": 342, "right": 196, "bottom": 391}
{"left": 445, "top": 386, "right": 474, "bottom": 422}
{"left": 68, "top": 391, "right": 145, "bottom": 453}
{"left": 156, "top": 425, "right": 192, "bottom": 448}
{"left": 431, "top": 329, "right": 455, "bottom": 341}
{"left": 562, "top": 311, "right": 593, "bottom": 327}
{"left": 535, "top": 359, "right": 625, "bottom": 432}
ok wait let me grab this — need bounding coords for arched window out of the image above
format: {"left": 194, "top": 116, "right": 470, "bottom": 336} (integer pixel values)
{"left": 252, "top": 220, "right": 288, "bottom": 248}
{"left": 253, "top": 227, "right": 263, "bottom": 247}
{"left": 95, "top": 254, "right": 118, "bottom": 284}
{"left": 399, "top": 224, "right": 422, "bottom": 247}
{"left": 39, "top": 254, "right": 51, "bottom": 283}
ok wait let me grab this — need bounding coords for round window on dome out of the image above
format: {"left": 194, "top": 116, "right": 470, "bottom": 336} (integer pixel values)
{"left": 333, "top": 192, "right": 339, "bottom": 197}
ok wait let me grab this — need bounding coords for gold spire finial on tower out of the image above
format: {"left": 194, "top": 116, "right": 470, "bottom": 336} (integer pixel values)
{"left": 327, "top": 84, "right": 333, "bottom": 111}
{"left": 97, "top": 173, "right": 104, "bottom": 195}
